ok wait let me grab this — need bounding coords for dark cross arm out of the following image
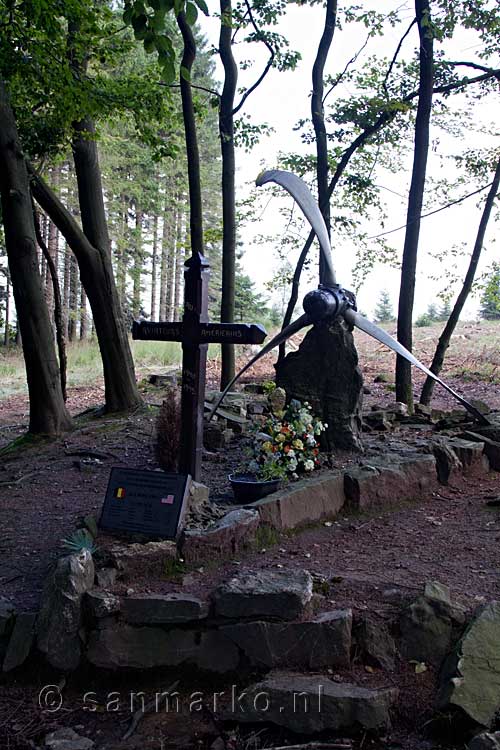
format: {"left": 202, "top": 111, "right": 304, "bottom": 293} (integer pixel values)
{"left": 132, "top": 320, "right": 267, "bottom": 345}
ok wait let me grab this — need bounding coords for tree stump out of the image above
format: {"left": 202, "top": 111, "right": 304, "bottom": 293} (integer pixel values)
{"left": 275, "top": 319, "right": 363, "bottom": 451}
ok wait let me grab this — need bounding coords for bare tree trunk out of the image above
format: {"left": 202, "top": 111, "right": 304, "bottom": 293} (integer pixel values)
{"left": 132, "top": 201, "right": 142, "bottom": 317}
{"left": 219, "top": 0, "right": 238, "bottom": 388}
{"left": 177, "top": 13, "right": 204, "bottom": 259}
{"left": 80, "top": 286, "right": 88, "bottom": 339}
{"left": 160, "top": 193, "right": 171, "bottom": 320}
{"left": 174, "top": 208, "right": 184, "bottom": 319}
{"left": 63, "top": 243, "right": 71, "bottom": 336}
{"left": 420, "top": 154, "right": 500, "bottom": 405}
{"left": 4, "top": 269, "right": 10, "bottom": 346}
{"left": 33, "top": 207, "right": 68, "bottom": 401}
{"left": 0, "top": 79, "right": 72, "bottom": 434}
{"left": 151, "top": 211, "right": 159, "bottom": 319}
{"left": 68, "top": 253, "right": 78, "bottom": 341}
{"left": 312, "top": 0, "right": 337, "bottom": 282}
{"left": 395, "top": 0, "right": 434, "bottom": 409}
{"left": 45, "top": 167, "right": 59, "bottom": 319}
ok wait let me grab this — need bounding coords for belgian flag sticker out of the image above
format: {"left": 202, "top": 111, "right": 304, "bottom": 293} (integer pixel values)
{"left": 114, "top": 487, "right": 126, "bottom": 499}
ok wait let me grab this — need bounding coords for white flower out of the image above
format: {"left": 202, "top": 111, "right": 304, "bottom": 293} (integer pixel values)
{"left": 306, "top": 435, "right": 316, "bottom": 446}
{"left": 288, "top": 458, "right": 298, "bottom": 472}
{"left": 303, "top": 459, "right": 315, "bottom": 471}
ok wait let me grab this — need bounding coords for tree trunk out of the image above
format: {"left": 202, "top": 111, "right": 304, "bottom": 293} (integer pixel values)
{"left": 177, "top": 13, "right": 204, "bottom": 259}
{"left": 160, "top": 207, "right": 171, "bottom": 320}
{"left": 33, "top": 207, "right": 68, "bottom": 401}
{"left": 0, "top": 79, "right": 72, "bottom": 434}
{"left": 29, "top": 163, "right": 142, "bottom": 412}
{"left": 68, "top": 253, "right": 78, "bottom": 341}
{"left": 68, "top": 114, "right": 141, "bottom": 410}
{"left": 219, "top": 0, "right": 238, "bottom": 388}
{"left": 80, "top": 286, "right": 88, "bottom": 339}
{"left": 132, "top": 201, "right": 142, "bottom": 317}
{"left": 395, "top": 0, "right": 434, "bottom": 409}
{"left": 4, "top": 269, "right": 10, "bottom": 346}
{"left": 420, "top": 153, "right": 500, "bottom": 405}
{"left": 151, "top": 211, "right": 159, "bottom": 319}
{"left": 312, "top": 0, "right": 337, "bottom": 282}
{"left": 174, "top": 207, "right": 184, "bottom": 319}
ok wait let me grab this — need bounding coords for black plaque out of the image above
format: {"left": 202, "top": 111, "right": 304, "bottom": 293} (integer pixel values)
{"left": 99, "top": 468, "right": 191, "bottom": 540}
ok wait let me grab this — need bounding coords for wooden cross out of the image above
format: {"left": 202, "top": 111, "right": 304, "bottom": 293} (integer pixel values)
{"left": 132, "top": 253, "right": 267, "bottom": 482}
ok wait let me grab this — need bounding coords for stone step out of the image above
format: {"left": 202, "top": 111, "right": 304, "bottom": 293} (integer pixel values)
{"left": 218, "top": 671, "right": 398, "bottom": 734}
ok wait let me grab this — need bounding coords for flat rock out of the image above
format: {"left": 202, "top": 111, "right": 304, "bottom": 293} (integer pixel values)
{"left": 181, "top": 509, "right": 260, "bottom": 563}
{"left": 252, "top": 472, "right": 345, "bottom": 530}
{"left": 44, "top": 727, "right": 94, "bottom": 749}
{"left": 122, "top": 593, "right": 209, "bottom": 625}
{"left": 222, "top": 610, "right": 352, "bottom": 670}
{"left": 3, "top": 613, "right": 36, "bottom": 672}
{"left": 87, "top": 624, "right": 239, "bottom": 673}
{"left": 37, "top": 550, "right": 94, "bottom": 671}
{"left": 212, "top": 569, "right": 313, "bottom": 621}
{"left": 218, "top": 672, "right": 397, "bottom": 734}
{"left": 437, "top": 601, "right": 500, "bottom": 727}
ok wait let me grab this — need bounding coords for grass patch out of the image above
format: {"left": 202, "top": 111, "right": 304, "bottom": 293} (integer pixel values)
{"left": 254, "top": 525, "right": 280, "bottom": 549}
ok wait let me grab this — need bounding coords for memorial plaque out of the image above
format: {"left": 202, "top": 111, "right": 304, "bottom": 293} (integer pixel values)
{"left": 99, "top": 468, "right": 191, "bottom": 540}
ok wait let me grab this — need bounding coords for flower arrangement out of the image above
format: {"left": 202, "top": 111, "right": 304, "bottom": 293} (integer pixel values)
{"left": 249, "top": 398, "right": 327, "bottom": 481}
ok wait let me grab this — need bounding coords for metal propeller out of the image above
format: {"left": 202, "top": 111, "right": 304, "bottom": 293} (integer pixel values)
{"left": 209, "top": 170, "right": 489, "bottom": 426}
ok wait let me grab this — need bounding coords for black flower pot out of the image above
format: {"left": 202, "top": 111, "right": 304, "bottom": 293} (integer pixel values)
{"left": 228, "top": 473, "right": 281, "bottom": 504}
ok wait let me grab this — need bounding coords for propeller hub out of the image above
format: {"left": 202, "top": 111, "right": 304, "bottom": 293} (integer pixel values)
{"left": 303, "top": 285, "right": 354, "bottom": 323}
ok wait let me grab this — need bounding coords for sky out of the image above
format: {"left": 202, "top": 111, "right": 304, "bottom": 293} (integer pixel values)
{"left": 201, "top": 1, "right": 499, "bottom": 321}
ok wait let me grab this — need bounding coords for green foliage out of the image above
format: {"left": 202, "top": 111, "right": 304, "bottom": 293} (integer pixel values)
{"left": 122, "top": 0, "right": 209, "bottom": 83}
{"left": 480, "top": 265, "right": 500, "bottom": 320}
{"left": 61, "top": 529, "right": 97, "bottom": 555}
{"left": 415, "top": 303, "right": 440, "bottom": 327}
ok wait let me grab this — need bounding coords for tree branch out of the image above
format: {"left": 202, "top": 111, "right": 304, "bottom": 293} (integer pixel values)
{"left": 232, "top": 0, "right": 274, "bottom": 115}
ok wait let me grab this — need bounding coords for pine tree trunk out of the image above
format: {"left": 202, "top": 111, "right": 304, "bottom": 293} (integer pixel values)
{"left": 174, "top": 207, "right": 184, "bottom": 319}
{"left": 160, "top": 205, "right": 169, "bottom": 320}
{"left": 151, "top": 212, "right": 159, "bottom": 319}
{"left": 0, "top": 79, "right": 72, "bottom": 434}
{"left": 4, "top": 269, "right": 10, "bottom": 346}
{"left": 132, "top": 201, "right": 142, "bottom": 318}
{"left": 80, "top": 286, "right": 88, "bottom": 339}
{"left": 68, "top": 254, "right": 78, "bottom": 342}
{"left": 395, "top": 0, "right": 434, "bottom": 410}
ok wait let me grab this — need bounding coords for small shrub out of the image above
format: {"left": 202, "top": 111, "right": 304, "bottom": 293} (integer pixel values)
{"left": 61, "top": 528, "right": 97, "bottom": 554}
{"left": 156, "top": 386, "right": 181, "bottom": 471}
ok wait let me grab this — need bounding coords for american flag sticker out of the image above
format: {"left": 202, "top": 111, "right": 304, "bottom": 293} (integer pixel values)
{"left": 161, "top": 494, "right": 175, "bottom": 505}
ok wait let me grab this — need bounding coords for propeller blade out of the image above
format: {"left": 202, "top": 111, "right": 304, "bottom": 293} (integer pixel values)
{"left": 256, "top": 169, "right": 337, "bottom": 288}
{"left": 344, "top": 308, "right": 490, "bottom": 425}
{"left": 207, "top": 313, "right": 312, "bottom": 422}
